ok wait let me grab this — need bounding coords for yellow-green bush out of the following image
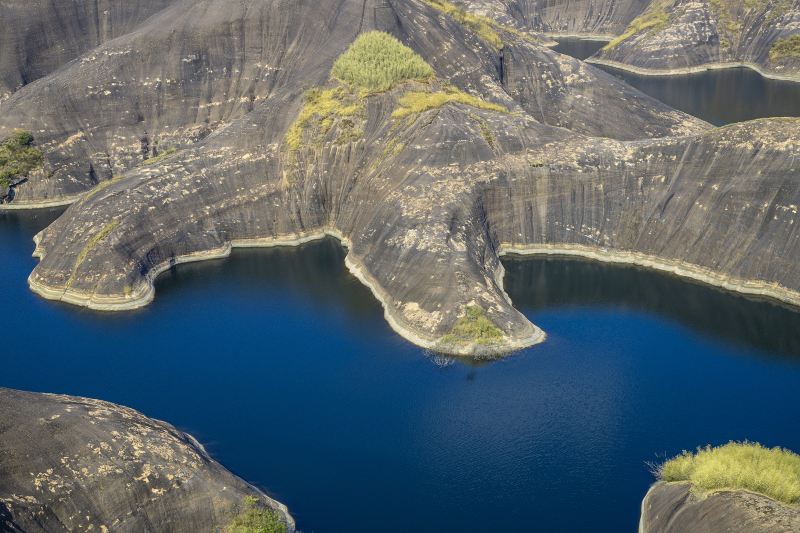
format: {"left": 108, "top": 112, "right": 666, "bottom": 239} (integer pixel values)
{"left": 225, "top": 496, "right": 286, "bottom": 533}
{"left": 392, "top": 87, "right": 507, "bottom": 119}
{"left": 660, "top": 441, "right": 800, "bottom": 505}
{"left": 441, "top": 305, "right": 503, "bottom": 345}
{"left": 285, "top": 87, "right": 363, "bottom": 151}
{"left": 423, "top": 0, "right": 504, "bottom": 49}
{"left": 331, "top": 31, "right": 434, "bottom": 93}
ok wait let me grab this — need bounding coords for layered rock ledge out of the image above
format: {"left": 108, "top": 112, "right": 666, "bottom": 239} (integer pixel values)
{"left": 0, "top": 388, "right": 294, "bottom": 533}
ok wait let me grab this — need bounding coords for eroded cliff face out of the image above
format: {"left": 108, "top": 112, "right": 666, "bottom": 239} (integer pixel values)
{"left": 593, "top": 0, "right": 800, "bottom": 79}
{"left": 640, "top": 482, "right": 800, "bottom": 532}
{"left": 0, "top": 388, "right": 294, "bottom": 533}
{"left": 0, "top": 0, "right": 179, "bottom": 100}
{"left": 2, "top": 0, "right": 799, "bottom": 357}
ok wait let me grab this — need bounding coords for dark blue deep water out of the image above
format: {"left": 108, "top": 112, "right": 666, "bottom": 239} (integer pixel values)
{"left": 3, "top": 209, "right": 800, "bottom": 532}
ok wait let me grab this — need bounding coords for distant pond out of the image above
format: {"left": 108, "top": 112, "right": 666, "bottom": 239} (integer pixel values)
{"left": 553, "top": 37, "right": 800, "bottom": 125}
{"left": 3, "top": 209, "right": 800, "bottom": 532}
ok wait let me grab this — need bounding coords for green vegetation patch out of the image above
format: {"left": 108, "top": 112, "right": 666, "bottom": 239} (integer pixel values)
{"left": 67, "top": 220, "right": 120, "bottom": 287}
{"left": 225, "top": 496, "right": 286, "bottom": 533}
{"left": 604, "top": 0, "right": 671, "bottom": 50}
{"left": 770, "top": 35, "right": 800, "bottom": 61}
{"left": 142, "top": 147, "right": 177, "bottom": 166}
{"left": 392, "top": 87, "right": 507, "bottom": 119}
{"left": 285, "top": 87, "right": 363, "bottom": 152}
{"left": 423, "top": 0, "right": 504, "bottom": 49}
{"left": 331, "top": 31, "right": 434, "bottom": 93}
{"left": 659, "top": 441, "right": 800, "bottom": 505}
{"left": 0, "top": 129, "right": 43, "bottom": 189}
{"left": 441, "top": 305, "right": 503, "bottom": 346}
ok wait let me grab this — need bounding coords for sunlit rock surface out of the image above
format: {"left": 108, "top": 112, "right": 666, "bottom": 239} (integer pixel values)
{"left": 640, "top": 482, "right": 800, "bottom": 533}
{"left": 0, "top": 388, "right": 294, "bottom": 533}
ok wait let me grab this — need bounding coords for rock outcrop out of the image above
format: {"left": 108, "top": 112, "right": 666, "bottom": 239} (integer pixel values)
{"left": 0, "top": 388, "right": 294, "bottom": 533}
{"left": 1, "top": 0, "right": 799, "bottom": 357}
{"left": 592, "top": 0, "right": 800, "bottom": 80}
{"left": 640, "top": 481, "right": 800, "bottom": 532}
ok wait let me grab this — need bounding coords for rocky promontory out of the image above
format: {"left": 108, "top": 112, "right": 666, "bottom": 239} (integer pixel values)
{"left": 0, "top": 388, "right": 294, "bottom": 533}
{"left": 1, "top": 0, "right": 799, "bottom": 357}
{"left": 640, "top": 482, "right": 800, "bottom": 532}
{"left": 591, "top": 0, "right": 800, "bottom": 80}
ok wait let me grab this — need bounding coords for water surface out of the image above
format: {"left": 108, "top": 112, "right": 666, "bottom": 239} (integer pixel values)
{"left": 551, "top": 38, "right": 800, "bottom": 125}
{"left": 3, "top": 209, "right": 800, "bottom": 532}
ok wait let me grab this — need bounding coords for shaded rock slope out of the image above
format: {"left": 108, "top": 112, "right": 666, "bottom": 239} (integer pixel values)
{"left": 592, "top": 0, "right": 800, "bottom": 80}
{"left": 640, "top": 482, "right": 800, "bottom": 532}
{"left": 1, "top": 0, "right": 799, "bottom": 357}
{"left": 0, "top": 388, "right": 294, "bottom": 533}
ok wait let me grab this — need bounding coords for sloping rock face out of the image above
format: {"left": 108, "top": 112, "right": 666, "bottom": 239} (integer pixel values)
{"left": 0, "top": 0, "right": 179, "bottom": 100}
{"left": 593, "top": 0, "right": 800, "bottom": 80}
{"left": 640, "top": 482, "right": 800, "bottom": 532}
{"left": 0, "top": 388, "right": 294, "bottom": 533}
{"left": 459, "top": 0, "right": 650, "bottom": 36}
{"left": 3, "top": 0, "right": 799, "bottom": 357}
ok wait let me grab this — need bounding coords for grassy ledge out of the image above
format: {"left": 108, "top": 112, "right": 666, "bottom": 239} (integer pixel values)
{"left": 603, "top": 0, "right": 670, "bottom": 50}
{"left": 225, "top": 496, "right": 287, "bottom": 533}
{"left": 658, "top": 441, "right": 800, "bottom": 505}
{"left": 0, "top": 129, "right": 43, "bottom": 189}
{"left": 67, "top": 221, "right": 120, "bottom": 288}
{"left": 771, "top": 35, "right": 800, "bottom": 61}
{"left": 440, "top": 305, "right": 503, "bottom": 346}
{"left": 393, "top": 86, "right": 507, "bottom": 119}
{"left": 422, "top": 0, "right": 503, "bottom": 49}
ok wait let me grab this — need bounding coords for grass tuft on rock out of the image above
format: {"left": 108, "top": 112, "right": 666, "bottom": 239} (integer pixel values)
{"left": 441, "top": 305, "right": 503, "bottom": 346}
{"left": 331, "top": 31, "right": 434, "bottom": 93}
{"left": 770, "top": 35, "right": 800, "bottom": 61}
{"left": 0, "top": 129, "right": 43, "bottom": 189}
{"left": 225, "top": 496, "right": 286, "bottom": 533}
{"left": 285, "top": 87, "right": 363, "bottom": 152}
{"left": 658, "top": 441, "right": 800, "bottom": 505}
{"left": 392, "top": 87, "right": 507, "bottom": 119}
{"left": 423, "top": 0, "right": 504, "bottom": 49}
{"left": 603, "top": 0, "right": 670, "bottom": 50}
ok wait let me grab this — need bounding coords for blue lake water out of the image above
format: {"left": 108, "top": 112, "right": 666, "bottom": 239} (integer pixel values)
{"left": 553, "top": 37, "right": 800, "bottom": 126}
{"left": 3, "top": 208, "right": 800, "bottom": 532}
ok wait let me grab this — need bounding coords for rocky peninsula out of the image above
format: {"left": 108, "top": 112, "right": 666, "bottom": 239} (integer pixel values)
{"left": 0, "top": 388, "right": 294, "bottom": 532}
{"left": 0, "top": 0, "right": 798, "bottom": 357}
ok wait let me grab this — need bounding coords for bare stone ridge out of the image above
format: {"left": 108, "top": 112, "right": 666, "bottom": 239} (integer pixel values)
{"left": 0, "top": 0, "right": 798, "bottom": 357}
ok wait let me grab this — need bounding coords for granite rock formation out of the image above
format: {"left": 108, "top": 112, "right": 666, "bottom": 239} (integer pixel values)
{"left": 1, "top": 0, "right": 799, "bottom": 357}
{"left": 0, "top": 388, "right": 294, "bottom": 533}
{"left": 592, "top": 0, "right": 800, "bottom": 80}
{"left": 640, "top": 482, "right": 800, "bottom": 532}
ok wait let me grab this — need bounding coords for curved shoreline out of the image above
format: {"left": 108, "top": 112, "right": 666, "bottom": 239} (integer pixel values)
{"left": 498, "top": 243, "right": 800, "bottom": 309}
{"left": 586, "top": 57, "right": 800, "bottom": 83}
{"left": 0, "top": 194, "right": 81, "bottom": 211}
{"left": 29, "top": 229, "right": 545, "bottom": 358}
{"left": 542, "top": 32, "right": 615, "bottom": 41}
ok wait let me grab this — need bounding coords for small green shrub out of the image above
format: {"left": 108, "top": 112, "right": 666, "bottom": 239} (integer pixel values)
{"left": 770, "top": 35, "right": 800, "bottom": 61}
{"left": 0, "top": 129, "right": 43, "bottom": 188}
{"left": 441, "top": 305, "right": 503, "bottom": 345}
{"left": 331, "top": 31, "right": 434, "bottom": 93}
{"left": 225, "top": 496, "right": 286, "bottom": 533}
{"left": 392, "top": 87, "right": 507, "bottom": 119}
{"left": 658, "top": 441, "right": 800, "bottom": 505}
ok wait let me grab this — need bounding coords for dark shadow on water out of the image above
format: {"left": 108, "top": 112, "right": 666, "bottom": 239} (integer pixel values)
{"left": 503, "top": 255, "right": 800, "bottom": 358}
{"left": 551, "top": 38, "right": 608, "bottom": 60}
